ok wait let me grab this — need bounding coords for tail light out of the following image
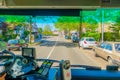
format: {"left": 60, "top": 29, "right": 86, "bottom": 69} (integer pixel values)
{"left": 84, "top": 41, "right": 87, "bottom": 44}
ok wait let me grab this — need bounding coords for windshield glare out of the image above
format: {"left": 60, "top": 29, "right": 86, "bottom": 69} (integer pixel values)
{"left": 0, "top": 8, "right": 120, "bottom": 69}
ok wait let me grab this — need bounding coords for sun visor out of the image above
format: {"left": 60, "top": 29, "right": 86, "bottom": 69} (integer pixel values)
{"left": 4, "top": 0, "right": 100, "bottom": 9}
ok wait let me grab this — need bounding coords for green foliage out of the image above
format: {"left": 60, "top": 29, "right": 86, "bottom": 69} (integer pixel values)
{"left": 81, "top": 9, "right": 120, "bottom": 41}
{"left": 43, "top": 25, "right": 52, "bottom": 35}
{"left": 55, "top": 16, "right": 80, "bottom": 35}
{"left": 4, "top": 15, "right": 29, "bottom": 23}
{"left": 82, "top": 10, "right": 100, "bottom": 33}
{"left": 12, "top": 34, "right": 17, "bottom": 39}
{"left": 82, "top": 32, "right": 100, "bottom": 41}
{"left": 24, "top": 30, "right": 30, "bottom": 37}
{"left": 110, "top": 16, "right": 120, "bottom": 35}
{"left": 0, "top": 15, "right": 29, "bottom": 32}
{"left": 2, "top": 34, "right": 17, "bottom": 41}
{"left": 38, "top": 27, "right": 43, "bottom": 34}
{"left": 103, "top": 32, "right": 115, "bottom": 41}
{"left": 82, "top": 10, "right": 99, "bottom": 24}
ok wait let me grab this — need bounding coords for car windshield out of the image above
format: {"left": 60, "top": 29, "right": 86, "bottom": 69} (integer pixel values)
{"left": 8, "top": 40, "right": 18, "bottom": 44}
{"left": 0, "top": 8, "right": 120, "bottom": 70}
{"left": 115, "top": 44, "right": 120, "bottom": 52}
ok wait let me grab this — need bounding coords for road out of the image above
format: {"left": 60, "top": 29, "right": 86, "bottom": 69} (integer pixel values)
{"left": 12, "top": 36, "right": 108, "bottom": 69}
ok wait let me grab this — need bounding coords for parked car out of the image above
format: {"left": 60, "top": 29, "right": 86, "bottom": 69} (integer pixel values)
{"left": 79, "top": 37, "right": 97, "bottom": 49}
{"left": 65, "top": 35, "right": 70, "bottom": 39}
{"left": 94, "top": 42, "right": 120, "bottom": 66}
{"left": 7, "top": 39, "right": 28, "bottom": 51}
{"left": 71, "top": 33, "right": 79, "bottom": 42}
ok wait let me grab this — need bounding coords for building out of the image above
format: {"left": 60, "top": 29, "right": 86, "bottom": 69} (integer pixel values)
{"left": 97, "top": 23, "right": 113, "bottom": 33}
{"left": 52, "top": 30, "right": 59, "bottom": 35}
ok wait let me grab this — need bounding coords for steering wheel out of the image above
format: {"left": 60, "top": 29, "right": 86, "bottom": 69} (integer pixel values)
{"left": 0, "top": 50, "right": 16, "bottom": 76}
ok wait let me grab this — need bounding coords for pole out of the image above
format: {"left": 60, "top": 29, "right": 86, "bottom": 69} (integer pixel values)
{"left": 101, "top": 8, "right": 104, "bottom": 43}
{"left": 29, "top": 16, "right": 32, "bottom": 44}
{"left": 79, "top": 10, "right": 82, "bottom": 39}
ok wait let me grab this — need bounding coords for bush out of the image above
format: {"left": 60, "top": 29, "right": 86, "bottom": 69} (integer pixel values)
{"left": 103, "top": 32, "right": 119, "bottom": 41}
{"left": 82, "top": 32, "right": 100, "bottom": 41}
{"left": 82, "top": 32, "right": 119, "bottom": 42}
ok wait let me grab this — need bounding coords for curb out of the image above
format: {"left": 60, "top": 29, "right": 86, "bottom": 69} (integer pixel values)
{"left": 28, "top": 42, "right": 40, "bottom": 46}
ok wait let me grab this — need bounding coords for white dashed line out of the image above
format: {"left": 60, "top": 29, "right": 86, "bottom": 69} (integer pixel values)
{"left": 46, "top": 37, "right": 59, "bottom": 59}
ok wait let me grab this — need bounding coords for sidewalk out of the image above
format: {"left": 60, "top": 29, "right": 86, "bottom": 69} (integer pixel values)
{"left": 28, "top": 42, "right": 41, "bottom": 46}
{"left": 28, "top": 39, "right": 46, "bottom": 46}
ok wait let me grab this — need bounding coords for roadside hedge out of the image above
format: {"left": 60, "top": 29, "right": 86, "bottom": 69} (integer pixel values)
{"left": 82, "top": 32, "right": 100, "bottom": 41}
{"left": 103, "top": 32, "right": 119, "bottom": 41}
{"left": 82, "top": 32, "right": 120, "bottom": 42}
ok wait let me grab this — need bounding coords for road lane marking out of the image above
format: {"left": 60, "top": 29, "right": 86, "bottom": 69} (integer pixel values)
{"left": 47, "top": 37, "right": 59, "bottom": 59}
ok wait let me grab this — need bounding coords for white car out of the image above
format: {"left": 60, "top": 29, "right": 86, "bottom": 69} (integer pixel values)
{"left": 79, "top": 37, "right": 97, "bottom": 49}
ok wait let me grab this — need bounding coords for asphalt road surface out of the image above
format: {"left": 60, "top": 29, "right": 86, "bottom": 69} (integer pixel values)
{"left": 12, "top": 36, "right": 108, "bottom": 69}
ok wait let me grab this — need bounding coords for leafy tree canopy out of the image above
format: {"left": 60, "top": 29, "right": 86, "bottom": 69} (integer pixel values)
{"left": 43, "top": 25, "right": 52, "bottom": 35}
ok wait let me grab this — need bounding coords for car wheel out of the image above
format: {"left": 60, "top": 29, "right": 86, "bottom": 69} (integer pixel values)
{"left": 108, "top": 57, "right": 113, "bottom": 65}
{"left": 95, "top": 53, "right": 99, "bottom": 57}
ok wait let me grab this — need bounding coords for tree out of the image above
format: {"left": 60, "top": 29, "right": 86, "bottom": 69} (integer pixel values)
{"left": 109, "top": 15, "right": 120, "bottom": 40}
{"left": 43, "top": 25, "right": 52, "bottom": 35}
{"left": 55, "top": 16, "right": 79, "bottom": 36}
{"left": 38, "top": 27, "right": 43, "bottom": 34}
{"left": 24, "top": 30, "right": 30, "bottom": 38}
{"left": 82, "top": 10, "right": 99, "bottom": 33}
{"left": 2, "top": 15, "right": 29, "bottom": 31}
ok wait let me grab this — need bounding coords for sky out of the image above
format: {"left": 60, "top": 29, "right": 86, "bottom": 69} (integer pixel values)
{"left": 33, "top": 16, "right": 58, "bottom": 31}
